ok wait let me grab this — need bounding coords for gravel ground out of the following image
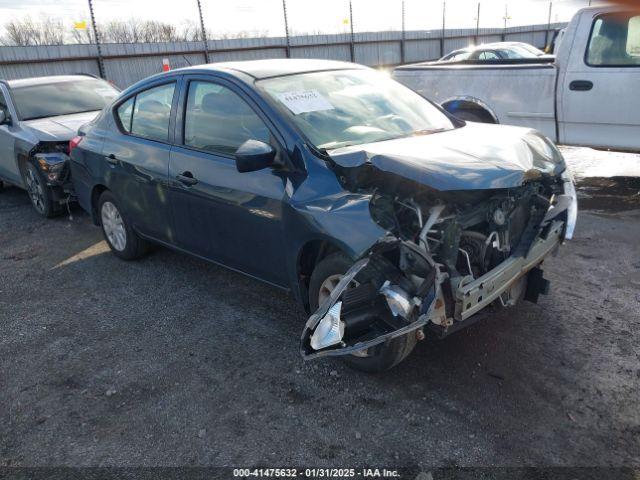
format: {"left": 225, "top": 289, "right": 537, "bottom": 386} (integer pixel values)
{"left": 0, "top": 170, "right": 639, "bottom": 468}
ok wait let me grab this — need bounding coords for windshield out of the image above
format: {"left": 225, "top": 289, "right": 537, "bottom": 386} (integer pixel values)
{"left": 258, "top": 69, "right": 455, "bottom": 150}
{"left": 12, "top": 78, "right": 119, "bottom": 121}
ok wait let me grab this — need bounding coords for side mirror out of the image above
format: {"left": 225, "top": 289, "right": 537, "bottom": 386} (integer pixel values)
{"left": 234, "top": 139, "right": 276, "bottom": 173}
{"left": 0, "top": 110, "right": 8, "bottom": 125}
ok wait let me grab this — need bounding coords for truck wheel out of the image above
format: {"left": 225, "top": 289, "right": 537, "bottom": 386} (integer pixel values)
{"left": 309, "top": 252, "right": 417, "bottom": 373}
{"left": 22, "top": 160, "right": 61, "bottom": 218}
{"left": 98, "top": 190, "right": 148, "bottom": 260}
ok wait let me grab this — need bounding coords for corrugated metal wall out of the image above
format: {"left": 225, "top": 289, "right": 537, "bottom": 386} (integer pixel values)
{"left": 0, "top": 23, "right": 565, "bottom": 88}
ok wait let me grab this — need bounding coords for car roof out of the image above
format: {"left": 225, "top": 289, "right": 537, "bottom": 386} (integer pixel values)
{"left": 174, "top": 58, "right": 367, "bottom": 80}
{"left": 4, "top": 74, "right": 99, "bottom": 88}
{"left": 472, "top": 42, "right": 533, "bottom": 51}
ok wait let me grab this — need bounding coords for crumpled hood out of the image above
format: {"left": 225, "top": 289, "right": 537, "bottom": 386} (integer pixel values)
{"left": 22, "top": 111, "right": 100, "bottom": 142}
{"left": 329, "top": 122, "right": 562, "bottom": 191}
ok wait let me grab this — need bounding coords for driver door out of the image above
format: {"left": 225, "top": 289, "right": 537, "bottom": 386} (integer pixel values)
{"left": 168, "top": 75, "right": 289, "bottom": 286}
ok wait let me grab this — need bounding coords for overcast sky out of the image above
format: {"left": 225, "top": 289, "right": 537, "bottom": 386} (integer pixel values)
{"left": 0, "top": 0, "right": 599, "bottom": 38}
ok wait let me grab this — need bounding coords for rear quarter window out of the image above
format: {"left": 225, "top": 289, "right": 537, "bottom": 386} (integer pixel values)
{"left": 116, "top": 97, "right": 134, "bottom": 133}
{"left": 115, "top": 82, "right": 176, "bottom": 142}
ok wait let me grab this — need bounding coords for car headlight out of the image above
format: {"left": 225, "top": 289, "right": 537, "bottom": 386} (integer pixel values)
{"left": 36, "top": 153, "right": 67, "bottom": 183}
{"left": 523, "top": 132, "right": 565, "bottom": 175}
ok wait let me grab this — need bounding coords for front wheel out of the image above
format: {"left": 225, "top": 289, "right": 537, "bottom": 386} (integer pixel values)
{"left": 22, "top": 160, "right": 61, "bottom": 218}
{"left": 98, "top": 190, "right": 149, "bottom": 260}
{"left": 308, "top": 252, "right": 417, "bottom": 373}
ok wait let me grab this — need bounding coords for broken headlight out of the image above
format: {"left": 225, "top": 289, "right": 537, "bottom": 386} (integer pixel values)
{"left": 36, "top": 153, "right": 68, "bottom": 184}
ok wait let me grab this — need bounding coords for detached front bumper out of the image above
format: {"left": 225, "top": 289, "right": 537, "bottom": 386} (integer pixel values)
{"left": 561, "top": 169, "right": 578, "bottom": 241}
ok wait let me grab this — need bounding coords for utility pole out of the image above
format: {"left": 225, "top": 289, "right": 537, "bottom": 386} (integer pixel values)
{"left": 502, "top": 3, "right": 509, "bottom": 41}
{"left": 503, "top": 4, "right": 508, "bottom": 30}
{"left": 401, "top": 0, "right": 406, "bottom": 64}
{"left": 545, "top": 1, "right": 553, "bottom": 50}
{"left": 87, "top": 0, "right": 105, "bottom": 79}
{"left": 282, "top": 0, "right": 291, "bottom": 58}
{"left": 475, "top": 2, "right": 481, "bottom": 45}
{"left": 441, "top": 1, "right": 446, "bottom": 57}
{"left": 196, "top": 0, "right": 210, "bottom": 63}
{"left": 349, "top": 0, "right": 355, "bottom": 62}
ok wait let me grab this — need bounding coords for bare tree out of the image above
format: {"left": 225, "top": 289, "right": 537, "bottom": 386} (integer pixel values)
{"left": 0, "top": 15, "right": 276, "bottom": 46}
{"left": 1, "top": 16, "right": 65, "bottom": 46}
{"left": 97, "top": 19, "right": 193, "bottom": 43}
{"left": 71, "top": 27, "right": 94, "bottom": 45}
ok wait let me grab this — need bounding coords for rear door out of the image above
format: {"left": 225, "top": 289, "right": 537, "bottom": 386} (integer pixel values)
{"left": 102, "top": 80, "right": 179, "bottom": 243}
{"left": 559, "top": 10, "right": 640, "bottom": 149}
{"left": 168, "top": 75, "right": 289, "bottom": 286}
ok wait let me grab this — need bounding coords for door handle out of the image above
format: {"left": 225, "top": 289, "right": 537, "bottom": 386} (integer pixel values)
{"left": 176, "top": 171, "right": 198, "bottom": 186}
{"left": 106, "top": 153, "right": 118, "bottom": 165}
{"left": 569, "top": 80, "right": 593, "bottom": 91}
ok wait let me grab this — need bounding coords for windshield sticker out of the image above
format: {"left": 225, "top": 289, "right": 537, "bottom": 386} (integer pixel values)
{"left": 276, "top": 90, "right": 334, "bottom": 115}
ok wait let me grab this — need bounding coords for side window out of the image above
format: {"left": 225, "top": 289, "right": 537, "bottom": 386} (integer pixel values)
{"left": 130, "top": 83, "right": 176, "bottom": 142}
{"left": 116, "top": 96, "right": 134, "bottom": 133}
{"left": 587, "top": 13, "right": 640, "bottom": 66}
{"left": 478, "top": 51, "right": 499, "bottom": 60}
{"left": 183, "top": 80, "right": 271, "bottom": 156}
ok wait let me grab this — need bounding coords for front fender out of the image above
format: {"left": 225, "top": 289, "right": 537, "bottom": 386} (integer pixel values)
{"left": 284, "top": 190, "right": 387, "bottom": 308}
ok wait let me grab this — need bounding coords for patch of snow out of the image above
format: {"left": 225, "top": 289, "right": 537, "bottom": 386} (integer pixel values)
{"left": 560, "top": 146, "right": 640, "bottom": 180}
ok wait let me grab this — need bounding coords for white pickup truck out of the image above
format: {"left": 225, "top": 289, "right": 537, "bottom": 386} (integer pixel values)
{"left": 393, "top": 6, "right": 640, "bottom": 152}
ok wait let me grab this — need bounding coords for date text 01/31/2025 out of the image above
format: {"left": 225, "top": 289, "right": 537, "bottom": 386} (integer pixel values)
{"left": 233, "top": 468, "right": 401, "bottom": 478}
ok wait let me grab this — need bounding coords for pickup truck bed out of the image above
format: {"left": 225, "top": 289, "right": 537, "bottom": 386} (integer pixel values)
{"left": 394, "top": 63, "right": 558, "bottom": 141}
{"left": 393, "top": 5, "right": 640, "bottom": 152}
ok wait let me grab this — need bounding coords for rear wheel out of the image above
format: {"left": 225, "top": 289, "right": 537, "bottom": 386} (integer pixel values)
{"left": 453, "top": 109, "right": 495, "bottom": 124}
{"left": 309, "top": 252, "right": 417, "bottom": 373}
{"left": 98, "top": 190, "right": 149, "bottom": 260}
{"left": 22, "top": 160, "right": 61, "bottom": 218}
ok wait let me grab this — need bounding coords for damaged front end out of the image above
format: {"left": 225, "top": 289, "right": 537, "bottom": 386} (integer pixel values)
{"left": 29, "top": 142, "right": 74, "bottom": 207}
{"left": 301, "top": 165, "right": 576, "bottom": 360}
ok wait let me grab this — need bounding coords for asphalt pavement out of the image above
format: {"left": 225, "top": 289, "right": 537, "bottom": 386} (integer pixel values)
{"left": 0, "top": 155, "right": 639, "bottom": 468}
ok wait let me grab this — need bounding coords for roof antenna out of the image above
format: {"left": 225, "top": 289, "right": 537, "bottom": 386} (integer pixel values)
{"left": 182, "top": 55, "right": 192, "bottom": 66}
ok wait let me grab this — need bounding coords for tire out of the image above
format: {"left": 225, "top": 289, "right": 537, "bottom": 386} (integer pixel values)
{"left": 22, "top": 160, "right": 62, "bottom": 218}
{"left": 309, "top": 252, "right": 417, "bottom": 373}
{"left": 454, "top": 109, "right": 495, "bottom": 124}
{"left": 98, "top": 190, "right": 148, "bottom": 260}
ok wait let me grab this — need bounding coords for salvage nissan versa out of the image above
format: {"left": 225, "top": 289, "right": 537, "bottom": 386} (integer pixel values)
{"left": 69, "top": 59, "right": 577, "bottom": 372}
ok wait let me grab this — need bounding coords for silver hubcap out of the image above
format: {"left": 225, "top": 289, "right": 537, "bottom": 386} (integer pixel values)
{"left": 318, "top": 274, "right": 368, "bottom": 357}
{"left": 25, "top": 168, "right": 45, "bottom": 214}
{"left": 318, "top": 274, "right": 359, "bottom": 306}
{"left": 101, "top": 201, "right": 127, "bottom": 252}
